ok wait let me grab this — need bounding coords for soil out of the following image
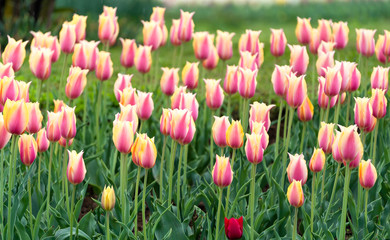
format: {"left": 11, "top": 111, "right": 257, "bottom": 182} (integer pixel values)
{"left": 78, "top": 185, "right": 98, "bottom": 221}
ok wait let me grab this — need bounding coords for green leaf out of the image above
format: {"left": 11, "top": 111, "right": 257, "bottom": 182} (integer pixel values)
{"left": 78, "top": 211, "right": 96, "bottom": 237}
{"left": 54, "top": 227, "right": 92, "bottom": 240}
{"left": 154, "top": 203, "right": 189, "bottom": 240}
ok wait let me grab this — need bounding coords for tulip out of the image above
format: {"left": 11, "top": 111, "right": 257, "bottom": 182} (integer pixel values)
{"left": 318, "top": 122, "right": 335, "bottom": 154}
{"left": 67, "top": 150, "right": 86, "bottom": 185}
{"left": 289, "top": 44, "right": 309, "bottom": 76}
{"left": 356, "top": 29, "right": 376, "bottom": 57}
{"left": 204, "top": 79, "right": 224, "bottom": 110}
{"left": 26, "top": 102, "right": 43, "bottom": 134}
{"left": 347, "top": 65, "right": 361, "bottom": 92}
{"left": 53, "top": 99, "right": 66, "bottom": 113}
{"left": 370, "top": 89, "right": 387, "bottom": 119}
{"left": 59, "top": 22, "right": 76, "bottom": 54}
{"left": 17, "top": 81, "right": 31, "bottom": 103}
{"left": 112, "top": 119, "right": 134, "bottom": 154}
{"left": 0, "top": 62, "right": 14, "bottom": 78}
{"left": 358, "top": 159, "right": 377, "bottom": 190}
{"left": 337, "top": 61, "right": 356, "bottom": 92}
{"left": 178, "top": 116, "right": 196, "bottom": 145}
{"left": 160, "top": 67, "right": 179, "bottom": 96}
{"left": 193, "top": 32, "right": 213, "bottom": 60}
{"left": 271, "top": 65, "right": 292, "bottom": 97}
{"left": 136, "top": 91, "right": 154, "bottom": 121}
{"left": 178, "top": 10, "right": 195, "bottom": 42}
{"left": 95, "top": 51, "right": 113, "bottom": 81}
{"left": 171, "top": 86, "right": 186, "bottom": 109}
{"left": 297, "top": 96, "right": 314, "bottom": 122}
{"left": 286, "top": 74, "right": 307, "bottom": 108}
{"left": 309, "top": 148, "right": 326, "bottom": 172}
{"left": 120, "top": 38, "right": 137, "bottom": 69}
{"left": 178, "top": 92, "right": 199, "bottom": 121}
{"left": 18, "top": 134, "right": 37, "bottom": 166}
{"left": 116, "top": 104, "right": 139, "bottom": 133}
{"left": 332, "top": 21, "right": 349, "bottom": 49}
{"left": 131, "top": 133, "right": 157, "bottom": 169}
{"left": 46, "top": 111, "right": 61, "bottom": 142}
{"left": 170, "top": 19, "right": 182, "bottom": 46}
{"left": 245, "top": 133, "right": 265, "bottom": 165}
{"left": 0, "top": 76, "right": 19, "bottom": 105}
{"left": 296, "top": 17, "right": 312, "bottom": 44}
{"left": 226, "top": 120, "right": 244, "bottom": 149}
{"left": 338, "top": 125, "right": 363, "bottom": 162}
{"left": 324, "top": 66, "right": 342, "bottom": 97}
{"left": 224, "top": 217, "right": 243, "bottom": 240}
{"left": 3, "top": 99, "right": 28, "bottom": 135}
{"left": 2, "top": 36, "right": 28, "bottom": 71}
{"left": 58, "top": 106, "right": 77, "bottom": 140}
{"left": 354, "top": 97, "right": 377, "bottom": 133}
{"left": 72, "top": 40, "right": 99, "bottom": 71}
{"left": 310, "top": 29, "right": 321, "bottom": 54}
{"left": 114, "top": 74, "right": 132, "bottom": 102}
{"left": 238, "top": 29, "right": 261, "bottom": 54}
{"left": 250, "top": 121, "right": 269, "bottom": 148}
{"left": 238, "top": 51, "right": 258, "bottom": 70}
{"left": 255, "top": 42, "right": 265, "bottom": 69}
{"left": 317, "top": 19, "right": 332, "bottom": 42}
{"left": 224, "top": 65, "right": 240, "bottom": 95}
{"left": 59, "top": 137, "right": 73, "bottom": 148}
{"left": 270, "top": 28, "right": 287, "bottom": 57}
{"left": 287, "top": 180, "right": 305, "bottom": 207}
{"left": 370, "top": 66, "right": 389, "bottom": 92}
{"left": 212, "top": 155, "right": 233, "bottom": 187}
{"left": 316, "top": 50, "right": 335, "bottom": 77}
{"left": 65, "top": 66, "right": 88, "bottom": 99}
{"left": 150, "top": 6, "right": 165, "bottom": 26}
{"left": 101, "top": 186, "right": 116, "bottom": 211}
{"left": 30, "top": 31, "right": 60, "bottom": 62}
{"left": 98, "top": 6, "right": 119, "bottom": 46}
{"left": 375, "top": 34, "right": 387, "bottom": 64}
{"left": 212, "top": 116, "right": 230, "bottom": 148}
{"left": 202, "top": 45, "right": 219, "bottom": 70}
{"left": 0, "top": 113, "right": 12, "bottom": 149}
{"left": 120, "top": 87, "right": 138, "bottom": 106}
{"left": 160, "top": 109, "right": 172, "bottom": 136}
{"left": 249, "top": 102, "right": 274, "bottom": 131}
{"left": 169, "top": 109, "right": 192, "bottom": 143}
{"left": 70, "top": 14, "right": 87, "bottom": 42}
{"left": 182, "top": 61, "right": 199, "bottom": 90}
{"left": 36, "top": 128, "right": 50, "bottom": 152}
{"left": 318, "top": 77, "right": 338, "bottom": 109}
{"left": 332, "top": 129, "right": 343, "bottom": 163}
{"left": 286, "top": 153, "right": 308, "bottom": 185}
{"left": 142, "top": 20, "right": 162, "bottom": 51}
{"left": 238, "top": 68, "right": 257, "bottom": 99}
{"left": 383, "top": 30, "right": 390, "bottom": 57}
{"left": 216, "top": 30, "right": 235, "bottom": 60}
{"left": 134, "top": 45, "right": 152, "bottom": 74}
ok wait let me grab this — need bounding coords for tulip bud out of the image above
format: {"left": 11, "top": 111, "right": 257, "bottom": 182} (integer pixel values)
{"left": 171, "top": 86, "right": 187, "bottom": 109}
{"left": 114, "top": 74, "right": 132, "bottom": 102}
{"left": 17, "top": 81, "right": 30, "bottom": 103}
{"left": 216, "top": 30, "right": 235, "bottom": 60}
{"left": 297, "top": 96, "right": 314, "bottom": 122}
{"left": 178, "top": 92, "right": 199, "bottom": 121}
{"left": 72, "top": 40, "right": 99, "bottom": 71}
{"left": 224, "top": 217, "right": 243, "bottom": 240}
{"left": 287, "top": 153, "right": 308, "bottom": 185}
{"left": 356, "top": 29, "right": 376, "bottom": 57}
{"left": 212, "top": 155, "right": 233, "bottom": 188}
{"left": 136, "top": 91, "right": 154, "bottom": 121}
{"left": 359, "top": 160, "right": 377, "bottom": 189}
{"left": 70, "top": 14, "right": 87, "bottom": 43}
{"left": 178, "top": 116, "right": 196, "bottom": 145}
{"left": 318, "top": 122, "right": 335, "bottom": 154}
{"left": 202, "top": 45, "right": 219, "bottom": 70}
{"left": 287, "top": 180, "right": 305, "bottom": 207}
{"left": 36, "top": 128, "right": 50, "bottom": 152}
{"left": 3, "top": 99, "right": 28, "bottom": 135}
{"left": 238, "top": 30, "right": 261, "bottom": 54}
{"left": 310, "top": 29, "right": 320, "bottom": 54}
{"left": 226, "top": 120, "right": 244, "bottom": 149}
{"left": 204, "top": 79, "right": 224, "bottom": 110}
{"left": 131, "top": 133, "right": 157, "bottom": 169}
{"left": 255, "top": 42, "right": 265, "bottom": 69}
{"left": 101, "top": 185, "right": 115, "bottom": 211}
{"left": 270, "top": 28, "right": 287, "bottom": 57}
{"left": 30, "top": 31, "right": 61, "bottom": 62}
{"left": 182, "top": 61, "right": 199, "bottom": 90}
{"left": 150, "top": 7, "right": 165, "bottom": 26}
{"left": 0, "top": 76, "right": 20, "bottom": 105}
{"left": 96, "top": 51, "right": 113, "bottom": 81}
{"left": 212, "top": 116, "right": 230, "bottom": 148}
{"left": 59, "top": 137, "right": 73, "bottom": 148}
{"left": 67, "top": 150, "right": 86, "bottom": 185}
{"left": 120, "top": 38, "right": 137, "bottom": 69}
{"left": 2, "top": 36, "right": 28, "bottom": 71}
{"left": 332, "top": 21, "right": 349, "bottom": 49}
{"left": 250, "top": 121, "right": 269, "bottom": 149}
{"left": 135, "top": 45, "right": 152, "bottom": 74}
{"left": 383, "top": 30, "right": 390, "bottom": 57}
{"left": 238, "top": 51, "right": 258, "bottom": 71}
{"left": 59, "top": 106, "right": 77, "bottom": 140}
{"left": 317, "top": 77, "right": 337, "bottom": 109}
{"left": 193, "top": 32, "right": 213, "bottom": 60}
{"left": 317, "top": 19, "right": 332, "bottom": 42}
{"left": 160, "top": 109, "right": 172, "bottom": 136}
{"left": 238, "top": 68, "right": 257, "bottom": 99}
{"left": 18, "top": 134, "right": 37, "bottom": 166}
{"left": 59, "top": 22, "right": 76, "bottom": 54}
{"left": 46, "top": 111, "right": 61, "bottom": 142}
{"left": 332, "top": 129, "right": 343, "bottom": 163}
{"left": 178, "top": 10, "right": 195, "bottom": 42}
{"left": 249, "top": 102, "right": 274, "bottom": 131}
{"left": 53, "top": 99, "right": 66, "bottom": 113}
{"left": 120, "top": 87, "right": 138, "bottom": 107}
{"left": 223, "top": 65, "right": 240, "bottom": 95}
{"left": 160, "top": 67, "right": 179, "bottom": 96}
{"left": 0, "top": 113, "right": 12, "bottom": 149}
{"left": 26, "top": 102, "right": 43, "bottom": 134}
{"left": 337, "top": 61, "right": 355, "bottom": 92}
{"left": 271, "top": 65, "right": 292, "bottom": 97}
{"left": 29, "top": 47, "right": 53, "bottom": 81}
{"left": 142, "top": 20, "right": 162, "bottom": 51}
{"left": 66, "top": 66, "right": 88, "bottom": 99}
{"left": 370, "top": 66, "right": 389, "bottom": 92}
{"left": 295, "top": 17, "right": 312, "bottom": 45}
{"left": 170, "top": 19, "right": 181, "bottom": 46}
{"left": 170, "top": 109, "right": 192, "bottom": 143}
{"left": 309, "top": 148, "right": 326, "bottom": 172}
{"left": 116, "top": 104, "right": 138, "bottom": 133}
{"left": 98, "top": 6, "right": 119, "bottom": 46}
{"left": 338, "top": 125, "right": 363, "bottom": 162}
{"left": 354, "top": 97, "right": 377, "bottom": 133}
{"left": 286, "top": 74, "right": 307, "bottom": 108}
{"left": 316, "top": 50, "right": 335, "bottom": 77}
{"left": 324, "top": 66, "right": 342, "bottom": 97}
{"left": 318, "top": 40, "right": 335, "bottom": 54}
{"left": 245, "top": 133, "right": 265, "bottom": 165}
{"left": 289, "top": 45, "right": 309, "bottom": 76}
{"left": 0, "top": 62, "right": 15, "bottom": 78}
{"left": 375, "top": 34, "right": 387, "bottom": 64}
{"left": 113, "top": 119, "right": 134, "bottom": 154}
{"left": 370, "top": 89, "right": 387, "bottom": 119}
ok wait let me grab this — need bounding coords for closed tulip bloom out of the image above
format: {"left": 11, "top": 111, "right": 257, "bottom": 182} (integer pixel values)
{"left": 178, "top": 10, "right": 195, "bottom": 42}
{"left": 0, "top": 76, "right": 19, "bottom": 105}
{"left": 204, "top": 79, "right": 224, "bottom": 110}
{"left": 29, "top": 47, "right": 53, "bottom": 80}
{"left": 318, "top": 41, "right": 335, "bottom": 54}
{"left": 101, "top": 186, "right": 115, "bottom": 211}
{"left": 371, "top": 66, "right": 389, "bottom": 92}
{"left": 72, "top": 40, "right": 99, "bottom": 71}
{"left": 114, "top": 74, "right": 132, "bottom": 102}
{"left": 178, "top": 116, "right": 196, "bottom": 145}
{"left": 160, "top": 109, "right": 172, "bottom": 136}
{"left": 287, "top": 180, "right": 305, "bottom": 207}
{"left": 99, "top": 6, "right": 119, "bottom": 46}
{"left": 356, "top": 29, "right": 376, "bottom": 57}
{"left": 238, "top": 68, "right": 257, "bottom": 99}
{"left": 346, "top": 65, "right": 361, "bottom": 92}
{"left": 70, "top": 14, "right": 87, "bottom": 42}
{"left": 318, "top": 122, "right": 335, "bottom": 154}
{"left": 120, "top": 38, "right": 137, "bottom": 69}
{"left": 30, "top": 31, "right": 61, "bottom": 62}
{"left": 0, "top": 62, "right": 15, "bottom": 78}
{"left": 370, "top": 89, "right": 387, "bottom": 119}
{"left": 344, "top": 141, "right": 363, "bottom": 169}
{"left": 169, "top": 109, "right": 194, "bottom": 143}
{"left": 46, "top": 111, "right": 61, "bottom": 142}
{"left": 337, "top": 61, "right": 355, "bottom": 92}
{"left": 238, "top": 51, "right": 258, "bottom": 71}
{"left": 171, "top": 86, "right": 186, "bottom": 109}
{"left": 2, "top": 36, "right": 28, "bottom": 71}
{"left": 317, "top": 19, "right": 332, "bottom": 42}
{"left": 59, "top": 132, "right": 74, "bottom": 146}
{"left": 354, "top": 97, "right": 377, "bottom": 133}
{"left": 271, "top": 65, "right": 292, "bottom": 97}
{"left": 332, "top": 21, "right": 349, "bottom": 49}
{"left": 316, "top": 50, "right": 335, "bottom": 77}
{"left": 297, "top": 96, "right": 314, "bottom": 122}
{"left": 224, "top": 217, "right": 243, "bottom": 240}
{"left": 193, "top": 32, "right": 213, "bottom": 60}
{"left": 250, "top": 121, "right": 269, "bottom": 149}
{"left": 59, "top": 22, "right": 76, "bottom": 54}
{"left": 270, "top": 28, "right": 287, "bottom": 57}
{"left": 332, "top": 129, "right": 343, "bottom": 163}
{"left": 36, "top": 128, "right": 50, "bottom": 152}
{"left": 202, "top": 45, "right": 219, "bottom": 70}
{"left": 3, "top": 99, "right": 28, "bottom": 135}
{"left": 255, "top": 42, "right": 265, "bottom": 69}
{"left": 65, "top": 66, "right": 88, "bottom": 99}
{"left": 135, "top": 45, "right": 152, "bottom": 74}
{"left": 287, "top": 153, "right": 308, "bottom": 185}
{"left": 295, "top": 17, "right": 312, "bottom": 44}
{"left": 238, "top": 29, "right": 261, "bottom": 54}
{"left": 142, "top": 20, "right": 162, "bottom": 51}
{"left": 116, "top": 104, "right": 138, "bottom": 133}
{"left": 131, "top": 133, "right": 157, "bottom": 168}
{"left": 375, "top": 35, "right": 387, "bottom": 64}
{"left": 67, "top": 150, "right": 86, "bottom": 185}
{"left": 249, "top": 102, "right": 274, "bottom": 131}
{"left": 383, "top": 30, "right": 390, "bottom": 57}
{"left": 113, "top": 119, "right": 134, "bottom": 154}
{"left": 245, "top": 133, "right": 265, "bottom": 164}
{"left": 59, "top": 106, "right": 77, "bottom": 139}
{"left": 324, "top": 66, "right": 342, "bottom": 97}
{"left": 182, "top": 61, "right": 199, "bottom": 90}
{"left": 16, "top": 81, "right": 30, "bottom": 103}
{"left": 120, "top": 87, "right": 138, "bottom": 106}
{"left": 309, "top": 29, "right": 321, "bottom": 54}
{"left": 136, "top": 91, "right": 154, "bottom": 120}
{"left": 178, "top": 92, "right": 199, "bottom": 121}
{"left": 18, "top": 134, "right": 37, "bottom": 166}
{"left": 224, "top": 65, "right": 240, "bottom": 95}
{"left": 286, "top": 74, "right": 307, "bottom": 108}
{"left": 150, "top": 7, "right": 165, "bottom": 26}
{"left": 216, "top": 30, "right": 235, "bottom": 60}
{"left": 359, "top": 160, "right": 377, "bottom": 189}
{"left": 226, "top": 120, "right": 244, "bottom": 149}
{"left": 289, "top": 44, "right": 309, "bottom": 76}
{"left": 95, "top": 51, "right": 113, "bottom": 81}
{"left": 309, "top": 148, "right": 325, "bottom": 172}
{"left": 161, "top": 67, "right": 179, "bottom": 96}
{"left": 212, "top": 155, "right": 233, "bottom": 188}
{"left": 213, "top": 116, "right": 230, "bottom": 148}
{"left": 53, "top": 99, "right": 65, "bottom": 113}
{"left": 170, "top": 19, "right": 181, "bottom": 46}
{"left": 26, "top": 102, "right": 43, "bottom": 134}
{"left": 338, "top": 125, "right": 363, "bottom": 162}
{"left": 0, "top": 113, "right": 12, "bottom": 149}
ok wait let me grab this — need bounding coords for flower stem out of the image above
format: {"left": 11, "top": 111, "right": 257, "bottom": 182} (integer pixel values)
{"left": 69, "top": 184, "right": 76, "bottom": 240}
{"left": 46, "top": 144, "right": 54, "bottom": 229}
{"left": 372, "top": 122, "right": 379, "bottom": 164}
{"left": 142, "top": 169, "right": 148, "bottom": 240}
{"left": 210, "top": 110, "right": 215, "bottom": 168}
{"left": 159, "top": 136, "right": 168, "bottom": 201}
{"left": 310, "top": 172, "right": 316, "bottom": 233}
{"left": 139, "top": 120, "right": 144, "bottom": 133}
{"left": 59, "top": 54, "right": 69, "bottom": 99}
{"left": 7, "top": 135, "right": 17, "bottom": 238}
{"left": 227, "top": 95, "right": 232, "bottom": 117}
{"left": 345, "top": 92, "right": 351, "bottom": 125}
{"left": 178, "top": 44, "right": 184, "bottom": 68}
{"left": 83, "top": 89, "right": 88, "bottom": 144}
{"left": 95, "top": 80, "right": 103, "bottom": 152}
{"left": 338, "top": 165, "right": 351, "bottom": 240}
{"left": 106, "top": 211, "right": 110, "bottom": 240}
{"left": 0, "top": 149, "right": 3, "bottom": 232}
{"left": 182, "top": 144, "right": 189, "bottom": 194}
{"left": 325, "top": 98, "right": 331, "bottom": 123}
{"left": 364, "top": 189, "right": 368, "bottom": 230}
{"left": 320, "top": 156, "right": 327, "bottom": 205}
{"left": 333, "top": 94, "right": 341, "bottom": 125}
{"left": 324, "top": 162, "right": 341, "bottom": 221}
{"left": 225, "top": 148, "right": 236, "bottom": 217}
{"left": 37, "top": 153, "right": 42, "bottom": 193}
{"left": 176, "top": 145, "right": 184, "bottom": 218}
{"left": 28, "top": 169, "right": 33, "bottom": 237}
{"left": 63, "top": 143, "right": 70, "bottom": 215}
{"left": 36, "top": 79, "right": 43, "bottom": 103}
{"left": 167, "top": 141, "right": 178, "bottom": 206}
{"left": 299, "top": 122, "right": 307, "bottom": 153}
{"left": 281, "top": 106, "right": 294, "bottom": 190}
{"left": 134, "top": 166, "right": 141, "bottom": 237}
{"left": 120, "top": 153, "right": 128, "bottom": 224}
{"left": 249, "top": 164, "right": 257, "bottom": 240}
{"left": 275, "top": 99, "right": 284, "bottom": 160}
{"left": 293, "top": 207, "right": 298, "bottom": 240}
{"left": 215, "top": 187, "right": 223, "bottom": 240}
{"left": 242, "top": 98, "right": 249, "bottom": 134}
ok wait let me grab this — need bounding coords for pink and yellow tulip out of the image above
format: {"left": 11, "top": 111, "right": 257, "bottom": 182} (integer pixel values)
{"left": 204, "top": 79, "right": 224, "bottom": 110}
{"left": 3, "top": 99, "right": 28, "bottom": 135}
{"left": 134, "top": 45, "right": 152, "bottom": 74}
{"left": 212, "top": 155, "right": 233, "bottom": 188}
{"left": 131, "top": 133, "right": 157, "bottom": 168}
{"left": 212, "top": 116, "right": 230, "bottom": 148}
{"left": 295, "top": 17, "right": 312, "bottom": 45}
{"left": 114, "top": 74, "right": 132, "bottom": 102}
{"left": 95, "top": 51, "right": 113, "bottom": 81}
{"left": 286, "top": 74, "right": 307, "bottom": 108}
{"left": 332, "top": 21, "right": 349, "bottom": 49}
{"left": 136, "top": 91, "right": 154, "bottom": 121}
{"left": 309, "top": 148, "right": 326, "bottom": 172}
{"left": 67, "top": 150, "right": 86, "bottom": 185}
{"left": 287, "top": 180, "right": 305, "bottom": 207}
{"left": 318, "top": 122, "right": 335, "bottom": 154}
{"left": 287, "top": 153, "right": 308, "bottom": 185}
{"left": 370, "top": 89, "right": 387, "bottom": 119}
{"left": 142, "top": 20, "right": 163, "bottom": 51}
{"left": 248, "top": 102, "right": 274, "bottom": 131}
{"left": 160, "top": 67, "right": 179, "bottom": 96}
{"left": 226, "top": 120, "right": 244, "bottom": 149}
{"left": 59, "top": 22, "right": 76, "bottom": 54}
{"left": 182, "top": 62, "right": 199, "bottom": 90}
{"left": 113, "top": 119, "right": 134, "bottom": 154}
{"left": 216, "top": 30, "right": 235, "bottom": 60}
{"left": 356, "top": 29, "right": 376, "bottom": 57}
{"left": 18, "top": 134, "right": 37, "bottom": 166}
{"left": 72, "top": 40, "right": 99, "bottom": 71}
{"left": 359, "top": 160, "right": 377, "bottom": 189}
{"left": 120, "top": 38, "right": 137, "bottom": 69}
{"left": 36, "top": 128, "right": 50, "bottom": 152}
{"left": 65, "top": 66, "right": 88, "bottom": 99}
{"left": 270, "top": 28, "right": 287, "bottom": 57}
{"left": 354, "top": 97, "right": 377, "bottom": 133}
{"left": 297, "top": 96, "right": 314, "bottom": 122}
{"left": 2, "top": 36, "right": 28, "bottom": 72}
{"left": 238, "top": 68, "right": 257, "bottom": 99}
{"left": 26, "top": 102, "right": 43, "bottom": 134}
{"left": 288, "top": 45, "right": 309, "bottom": 76}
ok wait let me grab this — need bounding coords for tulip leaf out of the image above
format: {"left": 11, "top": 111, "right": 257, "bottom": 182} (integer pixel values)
{"left": 154, "top": 203, "right": 189, "bottom": 240}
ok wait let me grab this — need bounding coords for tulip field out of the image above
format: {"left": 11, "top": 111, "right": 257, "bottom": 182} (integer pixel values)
{"left": 1, "top": 1, "right": 390, "bottom": 239}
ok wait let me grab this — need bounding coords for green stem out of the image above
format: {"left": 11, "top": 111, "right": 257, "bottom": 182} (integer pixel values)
{"left": 225, "top": 149, "right": 236, "bottom": 217}
{"left": 139, "top": 120, "right": 144, "bottom": 133}
{"left": 106, "top": 211, "right": 110, "bottom": 240}
{"left": 215, "top": 187, "right": 223, "bottom": 240}
{"left": 311, "top": 55, "right": 316, "bottom": 99}
{"left": 142, "top": 169, "right": 148, "bottom": 240}
{"left": 154, "top": 51, "right": 159, "bottom": 86}
{"left": 28, "top": 169, "right": 33, "bottom": 237}
{"left": 299, "top": 123, "right": 307, "bottom": 153}
{"left": 120, "top": 153, "right": 128, "bottom": 224}
{"left": 249, "top": 164, "right": 257, "bottom": 240}
{"left": 45, "top": 145, "right": 54, "bottom": 229}
{"left": 320, "top": 156, "right": 327, "bottom": 205}
{"left": 283, "top": 105, "right": 289, "bottom": 142}
{"left": 338, "top": 165, "right": 351, "bottom": 240}
{"left": 134, "top": 166, "right": 141, "bottom": 237}
{"left": 59, "top": 54, "right": 69, "bottom": 99}
{"left": 210, "top": 110, "right": 215, "bottom": 168}
{"left": 37, "top": 153, "right": 42, "bottom": 193}
{"left": 310, "top": 172, "right": 316, "bottom": 233}
{"left": 364, "top": 189, "right": 368, "bottom": 230}
{"left": 293, "top": 207, "right": 298, "bottom": 240}
{"left": 0, "top": 149, "right": 3, "bottom": 232}
{"left": 345, "top": 92, "right": 351, "bottom": 125}
{"left": 69, "top": 184, "right": 76, "bottom": 240}
{"left": 36, "top": 79, "right": 43, "bottom": 103}
{"left": 372, "top": 122, "right": 379, "bottom": 164}
{"left": 242, "top": 98, "right": 249, "bottom": 134}
{"left": 95, "top": 81, "right": 103, "bottom": 152}
{"left": 227, "top": 95, "right": 232, "bottom": 117}
{"left": 324, "top": 162, "right": 341, "bottom": 221}
{"left": 369, "top": 125, "right": 375, "bottom": 158}
{"left": 171, "top": 46, "right": 177, "bottom": 67}
{"left": 63, "top": 144, "right": 70, "bottom": 216}
{"left": 83, "top": 89, "right": 88, "bottom": 144}
{"left": 7, "top": 135, "right": 17, "bottom": 239}
{"left": 281, "top": 106, "right": 294, "bottom": 190}
{"left": 333, "top": 94, "right": 341, "bottom": 125}
{"left": 159, "top": 136, "right": 168, "bottom": 201}
{"left": 178, "top": 43, "right": 184, "bottom": 68}
{"left": 176, "top": 145, "right": 184, "bottom": 218}
{"left": 325, "top": 98, "right": 331, "bottom": 123}
{"left": 275, "top": 99, "right": 284, "bottom": 160}
{"left": 167, "top": 141, "right": 178, "bottom": 206}
{"left": 358, "top": 177, "right": 363, "bottom": 212}
{"left": 319, "top": 108, "right": 324, "bottom": 126}
{"left": 182, "top": 144, "right": 189, "bottom": 194}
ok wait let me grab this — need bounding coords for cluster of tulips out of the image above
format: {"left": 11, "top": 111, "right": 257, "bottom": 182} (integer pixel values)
{"left": 0, "top": 3, "right": 388, "bottom": 239}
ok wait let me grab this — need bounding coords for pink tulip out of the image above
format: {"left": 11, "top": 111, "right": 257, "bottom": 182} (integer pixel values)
{"left": 317, "top": 19, "right": 332, "bottom": 42}
{"left": 120, "top": 38, "right": 137, "bottom": 69}
{"left": 17, "top": 81, "right": 30, "bottom": 103}
{"left": 332, "top": 129, "right": 343, "bottom": 163}
{"left": 171, "top": 86, "right": 186, "bottom": 109}
{"left": 46, "top": 111, "right": 61, "bottom": 142}
{"left": 332, "top": 21, "right": 349, "bottom": 49}
{"left": 59, "top": 22, "right": 76, "bottom": 54}
{"left": 297, "top": 96, "right": 314, "bottom": 122}
{"left": 59, "top": 106, "right": 77, "bottom": 139}
{"left": 356, "top": 29, "right": 376, "bottom": 57}
{"left": 375, "top": 35, "right": 388, "bottom": 64}
{"left": 134, "top": 45, "right": 152, "bottom": 74}
{"left": 119, "top": 87, "right": 138, "bottom": 106}
{"left": 18, "top": 134, "right": 37, "bottom": 166}
{"left": 238, "top": 68, "right": 257, "bottom": 99}
{"left": 26, "top": 102, "right": 43, "bottom": 134}
{"left": 316, "top": 50, "right": 335, "bottom": 77}
{"left": 131, "top": 133, "right": 158, "bottom": 168}
{"left": 36, "top": 128, "right": 50, "bottom": 152}
{"left": 3, "top": 99, "right": 28, "bottom": 135}
{"left": 338, "top": 125, "right": 363, "bottom": 162}
{"left": 359, "top": 160, "right": 377, "bottom": 189}
{"left": 370, "top": 89, "right": 387, "bottom": 119}
{"left": 317, "top": 41, "right": 335, "bottom": 54}
{"left": 170, "top": 19, "right": 181, "bottom": 46}
{"left": 2, "top": 36, "right": 28, "bottom": 71}
{"left": 270, "top": 28, "right": 287, "bottom": 57}
{"left": 67, "top": 150, "right": 86, "bottom": 185}
{"left": 346, "top": 64, "right": 361, "bottom": 92}
{"left": 178, "top": 10, "right": 195, "bottom": 42}
{"left": 337, "top": 61, "right": 356, "bottom": 92}
{"left": 318, "top": 122, "right": 335, "bottom": 154}
{"left": 295, "top": 17, "right": 312, "bottom": 45}
{"left": 98, "top": 6, "right": 119, "bottom": 46}
{"left": 288, "top": 45, "right": 309, "bottom": 76}
{"left": 136, "top": 91, "right": 154, "bottom": 120}
{"left": 114, "top": 74, "right": 132, "bottom": 102}
{"left": 216, "top": 30, "right": 235, "bottom": 60}
{"left": 286, "top": 74, "right": 307, "bottom": 108}
{"left": 0, "top": 77, "right": 19, "bottom": 105}
{"left": 204, "top": 79, "right": 224, "bottom": 110}
{"left": 245, "top": 132, "right": 265, "bottom": 164}
{"left": 309, "top": 148, "right": 325, "bottom": 172}
{"left": 323, "top": 66, "right": 342, "bottom": 97}
{"left": 116, "top": 104, "right": 139, "bottom": 133}
{"left": 354, "top": 97, "right": 377, "bottom": 133}
{"left": 53, "top": 100, "right": 65, "bottom": 113}
{"left": 0, "top": 113, "right": 12, "bottom": 149}
{"left": 29, "top": 47, "right": 53, "bottom": 81}
{"left": 178, "top": 92, "right": 199, "bottom": 121}
{"left": 160, "top": 67, "right": 179, "bottom": 96}
{"left": 112, "top": 119, "right": 134, "bottom": 154}
{"left": 160, "top": 109, "right": 172, "bottom": 136}
{"left": 65, "top": 66, "right": 88, "bottom": 99}
{"left": 0, "top": 62, "right": 15, "bottom": 78}
{"left": 193, "top": 32, "right": 213, "bottom": 60}
{"left": 310, "top": 29, "right": 321, "bottom": 54}
{"left": 202, "top": 45, "right": 219, "bottom": 70}
{"left": 226, "top": 120, "right": 244, "bottom": 149}
{"left": 271, "top": 65, "right": 292, "bottom": 97}
{"left": 170, "top": 109, "right": 194, "bottom": 143}
{"left": 30, "top": 31, "right": 61, "bottom": 62}
{"left": 238, "top": 51, "right": 258, "bottom": 71}
{"left": 212, "top": 155, "right": 233, "bottom": 188}
{"left": 95, "top": 51, "right": 113, "bottom": 81}
{"left": 224, "top": 65, "right": 240, "bottom": 95}
{"left": 287, "top": 180, "right": 305, "bottom": 207}
{"left": 70, "top": 14, "right": 87, "bottom": 43}
{"left": 287, "top": 153, "right": 308, "bottom": 185}
{"left": 182, "top": 62, "right": 199, "bottom": 90}
{"left": 212, "top": 116, "right": 230, "bottom": 148}
{"left": 249, "top": 102, "right": 274, "bottom": 131}
{"left": 72, "top": 40, "right": 99, "bottom": 71}
{"left": 142, "top": 20, "right": 163, "bottom": 51}
{"left": 250, "top": 121, "right": 269, "bottom": 149}
{"left": 371, "top": 66, "right": 389, "bottom": 92}
{"left": 239, "top": 29, "right": 261, "bottom": 54}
